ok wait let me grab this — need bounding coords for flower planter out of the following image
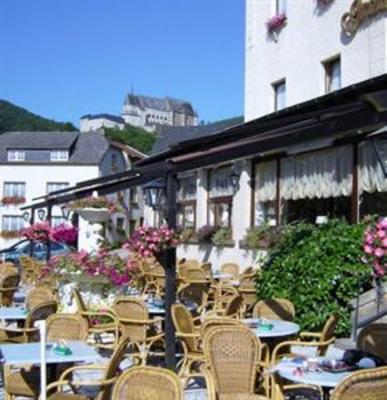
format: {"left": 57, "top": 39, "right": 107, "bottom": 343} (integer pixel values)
{"left": 75, "top": 208, "right": 110, "bottom": 223}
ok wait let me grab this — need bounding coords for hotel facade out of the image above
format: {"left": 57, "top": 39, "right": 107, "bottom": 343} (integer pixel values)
{"left": 144, "top": 0, "right": 387, "bottom": 269}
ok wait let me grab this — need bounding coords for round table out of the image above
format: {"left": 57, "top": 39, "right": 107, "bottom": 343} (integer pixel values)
{"left": 276, "top": 359, "right": 351, "bottom": 399}
{"left": 243, "top": 318, "right": 300, "bottom": 338}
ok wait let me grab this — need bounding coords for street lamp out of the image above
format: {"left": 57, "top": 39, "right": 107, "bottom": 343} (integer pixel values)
{"left": 22, "top": 211, "right": 30, "bottom": 223}
{"left": 230, "top": 161, "right": 244, "bottom": 193}
{"left": 37, "top": 208, "right": 46, "bottom": 221}
{"left": 61, "top": 204, "right": 71, "bottom": 220}
{"left": 143, "top": 179, "right": 166, "bottom": 211}
{"left": 372, "top": 135, "right": 387, "bottom": 177}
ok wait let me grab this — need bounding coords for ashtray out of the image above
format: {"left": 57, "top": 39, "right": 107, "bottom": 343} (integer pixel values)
{"left": 53, "top": 343, "right": 72, "bottom": 356}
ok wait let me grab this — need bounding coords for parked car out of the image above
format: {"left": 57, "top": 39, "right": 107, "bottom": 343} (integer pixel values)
{"left": 0, "top": 240, "right": 71, "bottom": 264}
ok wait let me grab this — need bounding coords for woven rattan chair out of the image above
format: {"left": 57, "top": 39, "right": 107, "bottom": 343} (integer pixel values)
{"left": 299, "top": 314, "right": 339, "bottom": 357}
{"left": 171, "top": 304, "right": 203, "bottom": 378}
{"left": 178, "top": 267, "right": 210, "bottom": 312}
{"left": 253, "top": 299, "right": 295, "bottom": 321}
{"left": 46, "top": 313, "right": 89, "bottom": 342}
{"left": 238, "top": 276, "right": 257, "bottom": 317}
{"left": 111, "top": 366, "right": 184, "bottom": 400}
{"left": 0, "top": 300, "right": 57, "bottom": 344}
{"left": 72, "top": 288, "right": 118, "bottom": 349}
{"left": 47, "top": 337, "right": 131, "bottom": 400}
{"left": 220, "top": 262, "right": 240, "bottom": 278}
{"left": 357, "top": 323, "right": 387, "bottom": 361}
{"left": 331, "top": 366, "right": 387, "bottom": 399}
{"left": 211, "top": 282, "right": 239, "bottom": 311}
{"left": 26, "top": 286, "right": 56, "bottom": 310}
{"left": 112, "top": 296, "right": 164, "bottom": 364}
{"left": 4, "top": 313, "right": 89, "bottom": 399}
{"left": 0, "top": 270, "right": 20, "bottom": 307}
{"left": 144, "top": 265, "right": 166, "bottom": 298}
{"left": 202, "top": 325, "right": 269, "bottom": 400}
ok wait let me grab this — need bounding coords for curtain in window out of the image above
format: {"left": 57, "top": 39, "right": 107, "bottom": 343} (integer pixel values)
{"left": 359, "top": 140, "right": 387, "bottom": 193}
{"left": 281, "top": 145, "right": 353, "bottom": 200}
{"left": 209, "top": 167, "right": 233, "bottom": 198}
{"left": 178, "top": 174, "right": 197, "bottom": 201}
{"left": 255, "top": 161, "right": 277, "bottom": 202}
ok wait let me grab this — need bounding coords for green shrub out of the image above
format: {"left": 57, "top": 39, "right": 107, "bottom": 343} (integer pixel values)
{"left": 212, "top": 227, "right": 233, "bottom": 246}
{"left": 257, "top": 220, "right": 372, "bottom": 337}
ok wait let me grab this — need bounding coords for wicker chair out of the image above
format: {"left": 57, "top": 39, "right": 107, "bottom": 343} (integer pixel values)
{"left": 357, "top": 323, "right": 387, "bottom": 361}
{"left": 0, "top": 270, "right": 20, "bottom": 307}
{"left": 238, "top": 276, "right": 257, "bottom": 317}
{"left": 26, "top": 287, "right": 56, "bottom": 310}
{"left": 171, "top": 303, "right": 203, "bottom": 378}
{"left": 0, "top": 300, "right": 57, "bottom": 344}
{"left": 213, "top": 294, "right": 243, "bottom": 318}
{"left": 178, "top": 267, "right": 210, "bottom": 313}
{"left": 202, "top": 325, "right": 269, "bottom": 400}
{"left": 46, "top": 313, "right": 89, "bottom": 342}
{"left": 212, "top": 282, "right": 239, "bottom": 311}
{"left": 220, "top": 262, "right": 240, "bottom": 278}
{"left": 47, "top": 337, "right": 131, "bottom": 400}
{"left": 112, "top": 296, "right": 164, "bottom": 364}
{"left": 299, "top": 314, "right": 339, "bottom": 357}
{"left": 253, "top": 299, "right": 295, "bottom": 321}
{"left": 144, "top": 265, "right": 166, "bottom": 298}
{"left": 72, "top": 288, "right": 118, "bottom": 349}
{"left": 111, "top": 366, "right": 184, "bottom": 400}
{"left": 4, "top": 313, "right": 89, "bottom": 399}
{"left": 331, "top": 366, "right": 387, "bottom": 399}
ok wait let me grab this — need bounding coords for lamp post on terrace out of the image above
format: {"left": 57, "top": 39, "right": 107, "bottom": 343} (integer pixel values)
{"left": 143, "top": 174, "right": 178, "bottom": 370}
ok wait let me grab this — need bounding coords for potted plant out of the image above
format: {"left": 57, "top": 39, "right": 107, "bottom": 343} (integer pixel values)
{"left": 197, "top": 225, "right": 217, "bottom": 244}
{"left": 212, "top": 227, "right": 233, "bottom": 246}
{"left": 70, "top": 196, "right": 119, "bottom": 223}
{"left": 244, "top": 224, "right": 281, "bottom": 250}
{"left": 21, "top": 221, "right": 51, "bottom": 242}
{"left": 363, "top": 218, "right": 387, "bottom": 303}
{"left": 266, "top": 13, "right": 287, "bottom": 34}
{"left": 1, "top": 196, "right": 26, "bottom": 205}
{"left": 128, "top": 225, "right": 179, "bottom": 258}
{"left": 0, "top": 230, "right": 22, "bottom": 239}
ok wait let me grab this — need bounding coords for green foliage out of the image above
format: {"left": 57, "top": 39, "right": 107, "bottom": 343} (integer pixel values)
{"left": 105, "top": 125, "right": 157, "bottom": 154}
{"left": 0, "top": 100, "right": 76, "bottom": 133}
{"left": 212, "top": 227, "right": 233, "bottom": 246}
{"left": 257, "top": 220, "right": 372, "bottom": 337}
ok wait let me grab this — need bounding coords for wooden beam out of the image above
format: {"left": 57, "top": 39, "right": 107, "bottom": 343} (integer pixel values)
{"left": 351, "top": 143, "right": 359, "bottom": 224}
{"left": 164, "top": 170, "right": 178, "bottom": 371}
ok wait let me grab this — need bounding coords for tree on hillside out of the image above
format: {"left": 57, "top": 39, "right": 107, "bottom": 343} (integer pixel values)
{"left": 0, "top": 100, "right": 76, "bottom": 133}
{"left": 105, "top": 125, "right": 157, "bottom": 154}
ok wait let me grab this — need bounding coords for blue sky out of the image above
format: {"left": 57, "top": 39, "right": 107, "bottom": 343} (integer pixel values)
{"left": 0, "top": 0, "right": 245, "bottom": 127}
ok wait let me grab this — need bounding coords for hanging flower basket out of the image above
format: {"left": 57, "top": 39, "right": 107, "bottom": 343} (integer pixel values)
{"left": 266, "top": 13, "right": 287, "bottom": 34}
{"left": 22, "top": 221, "right": 51, "bottom": 242}
{"left": 75, "top": 208, "right": 110, "bottom": 223}
{"left": 128, "top": 225, "right": 179, "bottom": 258}
{"left": 363, "top": 218, "right": 387, "bottom": 279}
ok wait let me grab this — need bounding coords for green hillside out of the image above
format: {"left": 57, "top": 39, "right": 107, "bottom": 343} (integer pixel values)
{"left": 0, "top": 99, "right": 76, "bottom": 133}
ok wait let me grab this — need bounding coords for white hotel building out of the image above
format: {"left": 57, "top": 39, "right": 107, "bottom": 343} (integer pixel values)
{"left": 145, "top": 0, "right": 387, "bottom": 269}
{"left": 0, "top": 131, "right": 144, "bottom": 249}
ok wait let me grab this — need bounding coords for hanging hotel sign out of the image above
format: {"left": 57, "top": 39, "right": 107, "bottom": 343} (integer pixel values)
{"left": 341, "top": 0, "right": 387, "bottom": 36}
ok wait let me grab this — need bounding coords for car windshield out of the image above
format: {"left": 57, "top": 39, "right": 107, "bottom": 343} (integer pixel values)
{"left": 10, "top": 241, "right": 29, "bottom": 252}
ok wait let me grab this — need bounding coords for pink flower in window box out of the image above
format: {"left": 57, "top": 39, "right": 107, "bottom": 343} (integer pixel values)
{"left": 266, "top": 13, "right": 287, "bottom": 34}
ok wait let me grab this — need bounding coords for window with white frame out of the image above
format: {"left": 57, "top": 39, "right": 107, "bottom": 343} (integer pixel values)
{"left": 273, "top": 80, "right": 286, "bottom": 111}
{"left": 177, "top": 174, "right": 197, "bottom": 229}
{"left": 276, "top": 0, "right": 286, "bottom": 14}
{"left": 50, "top": 150, "right": 69, "bottom": 161}
{"left": 47, "top": 182, "right": 69, "bottom": 194}
{"left": 3, "top": 182, "right": 26, "bottom": 197}
{"left": 2, "top": 215, "right": 25, "bottom": 232}
{"left": 324, "top": 57, "right": 341, "bottom": 93}
{"left": 7, "top": 150, "right": 25, "bottom": 161}
{"left": 208, "top": 167, "right": 233, "bottom": 228}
